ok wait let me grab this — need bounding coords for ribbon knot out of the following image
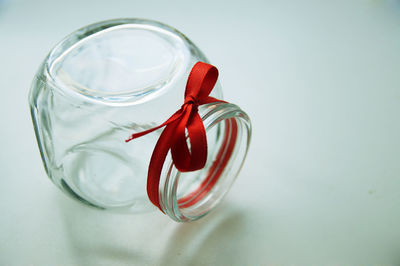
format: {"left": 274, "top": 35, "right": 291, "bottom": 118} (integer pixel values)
{"left": 184, "top": 95, "right": 197, "bottom": 105}
{"left": 126, "top": 62, "right": 224, "bottom": 211}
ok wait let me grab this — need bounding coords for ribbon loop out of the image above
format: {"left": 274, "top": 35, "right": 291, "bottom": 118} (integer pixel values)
{"left": 126, "top": 61, "right": 223, "bottom": 211}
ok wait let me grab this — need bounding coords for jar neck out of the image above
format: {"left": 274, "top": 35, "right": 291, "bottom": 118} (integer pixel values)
{"left": 158, "top": 102, "right": 251, "bottom": 222}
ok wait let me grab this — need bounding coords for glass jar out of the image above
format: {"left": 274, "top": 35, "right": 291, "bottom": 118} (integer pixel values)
{"left": 29, "top": 18, "right": 251, "bottom": 222}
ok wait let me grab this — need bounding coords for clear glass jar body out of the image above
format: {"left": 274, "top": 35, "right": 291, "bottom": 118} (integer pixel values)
{"left": 29, "top": 18, "right": 251, "bottom": 222}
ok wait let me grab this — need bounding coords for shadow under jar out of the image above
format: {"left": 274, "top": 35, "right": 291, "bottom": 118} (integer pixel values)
{"left": 29, "top": 18, "right": 251, "bottom": 222}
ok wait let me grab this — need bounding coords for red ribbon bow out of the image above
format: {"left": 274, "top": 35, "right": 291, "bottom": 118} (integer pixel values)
{"left": 126, "top": 62, "right": 224, "bottom": 211}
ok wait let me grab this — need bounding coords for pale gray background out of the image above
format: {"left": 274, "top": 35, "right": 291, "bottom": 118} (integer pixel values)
{"left": 1, "top": 0, "right": 400, "bottom": 265}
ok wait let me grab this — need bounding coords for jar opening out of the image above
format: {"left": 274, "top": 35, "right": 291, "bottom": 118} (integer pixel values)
{"left": 159, "top": 102, "right": 251, "bottom": 222}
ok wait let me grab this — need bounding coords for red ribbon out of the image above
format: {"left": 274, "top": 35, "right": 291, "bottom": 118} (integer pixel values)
{"left": 126, "top": 62, "right": 225, "bottom": 211}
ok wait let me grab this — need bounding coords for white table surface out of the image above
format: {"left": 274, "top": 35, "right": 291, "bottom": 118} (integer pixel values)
{"left": 1, "top": 0, "right": 400, "bottom": 265}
